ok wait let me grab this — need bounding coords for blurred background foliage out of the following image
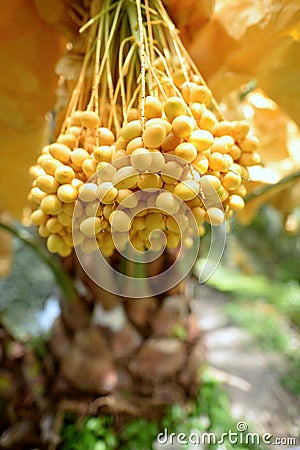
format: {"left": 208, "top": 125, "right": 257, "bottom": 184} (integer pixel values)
{"left": 0, "top": 0, "right": 300, "bottom": 448}
{"left": 0, "top": 0, "right": 300, "bottom": 404}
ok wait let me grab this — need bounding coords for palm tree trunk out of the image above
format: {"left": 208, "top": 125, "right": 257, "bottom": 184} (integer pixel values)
{"left": 50, "top": 252, "right": 204, "bottom": 422}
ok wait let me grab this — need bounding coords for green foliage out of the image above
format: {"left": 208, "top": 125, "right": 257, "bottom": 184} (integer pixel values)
{"left": 28, "top": 336, "right": 49, "bottom": 359}
{"left": 59, "top": 415, "right": 158, "bottom": 450}
{"left": 58, "top": 372, "right": 264, "bottom": 450}
{"left": 225, "top": 302, "right": 288, "bottom": 351}
{"left": 0, "top": 228, "right": 56, "bottom": 339}
{"left": 231, "top": 206, "right": 300, "bottom": 283}
{"left": 161, "top": 367, "right": 262, "bottom": 450}
{"left": 204, "top": 264, "right": 300, "bottom": 312}
{"left": 60, "top": 416, "right": 118, "bottom": 450}
{"left": 120, "top": 419, "right": 159, "bottom": 450}
{"left": 281, "top": 349, "right": 300, "bottom": 396}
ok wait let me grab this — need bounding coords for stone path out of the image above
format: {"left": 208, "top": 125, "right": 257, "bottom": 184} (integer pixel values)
{"left": 192, "top": 284, "right": 300, "bottom": 449}
{"left": 155, "top": 284, "right": 300, "bottom": 449}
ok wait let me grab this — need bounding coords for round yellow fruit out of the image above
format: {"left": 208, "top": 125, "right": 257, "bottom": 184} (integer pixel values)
{"left": 31, "top": 187, "right": 47, "bottom": 204}
{"left": 82, "top": 158, "right": 97, "bottom": 178}
{"left": 233, "top": 184, "right": 247, "bottom": 198}
{"left": 228, "top": 194, "right": 245, "bottom": 211}
{"left": 70, "top": 148, "right": 89, "bottom": 167}
{"left": 41, "top": 194, "right": 63, "bottom": 214}
{"left": 190, "top": 85, "right": 212, "bottom": 103}
{"left": 58, "top": 212, "right": 73, "bottom": 227}
{"left": 192, "top": 206, "right": 206, "bottom": 225}
{"left": 164, "top": 183, "right": 175, "bottom": 193}
{"left": 142, "top": 124, "right": 166, "bottom": 148}
{"left": 80, "top": 217, "right": 102, "bottom": 236}
{"left": 47, "top": 234, "right": 64, "bottom": 253}
{"left": 199, "top": 175, "right": 221, "bottom": 197}
{"left": 130, "top": 148, "right": 152, "bottom": 171}
{"left": 46, "top": 217, "right": 63, "bottom": 234}
{"left": 163, "top": 97, "right": 186, "bottom": 121}
{"left": 145, "top": 118, "right": 172, "bottom": 135}
{"left": 62, "top": 202, "right": 76, "bottom": 216}
{"left": 38, "top": 224, "right": 50, "bottom": 238}
{"left": 102, "top": 204, "right": 114, "bottom": 220}
{"left": 58, "top": 244, "right": 73, "bottom": 257}
{"left": 126, "top": 137, "right": 144, "bottom": 155}
{"left": 113, "top": 166, "right": 139, "bottom": 189}
{"left": 42, "top": 158, "right": 63, "bottom": 176}
{"left": 85, "top": 202, "right": 101, "bottom": 217}
{"left": 213, "top": 121, "right": 233, "bottom": 137}
{"left": 190, "top": 102, "right": 204, "bottom": 120}
{"left": 121, "top": 120, "right": 142, "bottom": 140}
{"left": 97, "top": 127, "right": 115, "bottom": 145}
{"left": 161, "top": 132, "right": 182, "bottom": 153}
{"left": 239, "top": 136, "right": 259, "bottom": 152}
{"left": 132, "top": 217, "right": 145, "bottom": 231}
{"left": 222, "top": 172, "right": 241, "bottom": 191}
{"left": 137, "top": 173, "right": 163, "bottom": 190}
{"left": 57, "top": 184, "right": 78, "bottom": 203}
{"left": 145, "top": 212, "right": 164, "bottom": 230}
{"left": 188, "top": 129, "right": 214, "bottom": 151}
{"left": 166, "top": 231, "right": 180, "bottom": 249}
{"left": 172, "top": 69, "right": 186, "bottom": 87}
{"left": 57, "top": 133, "right": 77, "bottom": 149}
{"left": 208, "top": 152, "right": 228, "bottom": 171}
{"left": 144, "top": 96, "right": 163, "bottom": 118}
{"left": 111, "top": 150, "right": 129, "bottom": 169}
{"left": 175, "top": 142, "right": 197, "bottom": 162}
{"left": 233, "top": 121, "right": 250, "bottom": 141}
{"left": 166, "top": 216, "right": 179, "bottom": 233}
{"left": 229, "top": 145, "right": 242, "bottom": 161}
{"left": 115, "top": 137, "right": 129, "bottom": 151}
{"left": 54, "top": 166, "right": 75, "bottom": 184}
{"left": 109, "top": 210, "right": 131, "bottom": 232}
{"left": 127, "top": 108, "right": 139, "bottom": 122}
{"left": 78, "top": 183, "right": 98, "bottom": 202}
{"left": 30, "top": 209, "right": 49, "bottom": 226}
{"left": 148, "top": 150, "right": 166, "bottom": 172}
{"left": 205, "top": 207, "right": 225, "bottom": 226}
{"left": 181, "top": 81, "right": 197, "bottom": 103}
{"left": 96, "top": 162, "right": 116, "bottom": 184}
{"left": 49, "top": 143, "right": 71, "bottom": 163}
{"left": 174, "top": 180, "right": 199, "bottom": 201}
{"left": 97, "top": 182, "right": 118, "bottom": 204}
{"left": 172, "top": 115, "right": 194, "bottom": 138}
{"left": 192, "top": 153, "right": 209, "bottom": 174}
{"left": 156, "top": 191, "right": 180, "bottom": 214}
{"left": 199, "top": 109, "right": 218, "bottom": 131}
{"left": 238, "top": 151, "right": 261, "bottom": 166}
{"left": 79, "top": 111, "right": 100, "bottom": 128}
{"left": 94, "top": 145, "right": 114, "bottom": 163}
{"left": 116, "top": 189, "right": 138, "bottom": 208}
{"left": 161, "top": 161, "right": 183, "bottom": 183}
{"left": 36, "top": 175, "right": 60, "bottom": 194}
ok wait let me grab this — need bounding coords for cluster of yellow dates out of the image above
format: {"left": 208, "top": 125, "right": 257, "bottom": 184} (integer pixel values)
{"left": 29, "top": 74, "right": 260, "bottom": 257}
